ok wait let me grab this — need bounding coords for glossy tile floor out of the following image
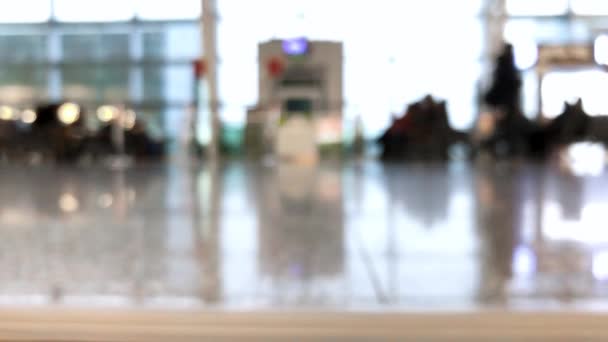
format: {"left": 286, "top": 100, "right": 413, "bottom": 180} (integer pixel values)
{"left": 2, "top": 152, "right": 608, "bottom": 312}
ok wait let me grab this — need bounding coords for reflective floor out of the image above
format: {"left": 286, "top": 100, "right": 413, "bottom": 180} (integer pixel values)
{"left": 2, "top": 153, "right": 608, "bottom": 312}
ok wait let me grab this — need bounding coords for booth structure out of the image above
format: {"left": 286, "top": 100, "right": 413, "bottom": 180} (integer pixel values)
{"left": 246, "top": 39, "right": 343, "bottom": 159}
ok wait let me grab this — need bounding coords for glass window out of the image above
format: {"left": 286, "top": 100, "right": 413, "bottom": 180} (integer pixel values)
{"left": 136, "top": 0, "right": 201, "bottom": 20}
{"left": 142, "top": 65, "right": 164, "bottom": 102}
{"left": 163, "top": 107, "right": 190, "bottom": 140}
{"left": 143, "top": 25, "right": 200, "bottom": 60}
{"left": 504, "top": 18, "right": 580, "bottom": 44}
{"left": 0, "top": 0, "right": 51, "bottom": 23}
{"left": 142, "top": 65, "right": 194, "bottom": 103}
{"left": 164, "top": 25, "right": 200, "bottom": 59}
{"left": 0, "top": 67, "right": 48, "bottom": 104}
{"left": 62, "top": 34, "right": 130, "bottom": 62}
{"left": 571, "top": 0, "right": 608, "bottom": 15}
{"left": 143, "top": 33, "right": 165, "bottom": 60}
{"left": 506, "top": 0, "right": 569, "bottom": 16}
{"left": 0, "top": 10, "right": 199, "bottom": 143}
{"left": 137, "top": 110, "right": 165, "bottom": 138}
{"left": 54, "top": 0, "right": 135, "bottom": 22}
{"left": 0, "top": 35, "right": 47, "bottom": 63}
{"left": 63, "top": 66, "right": 129, "bottom": 103}
{"left": 164, "top": 65, "right": 195, "bottom": 104}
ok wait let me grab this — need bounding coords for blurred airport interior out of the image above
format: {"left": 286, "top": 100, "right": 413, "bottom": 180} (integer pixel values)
{"left": 4, "top": 0, "right": 608, "bottom": 340}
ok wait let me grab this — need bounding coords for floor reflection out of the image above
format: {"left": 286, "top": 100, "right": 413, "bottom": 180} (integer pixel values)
{"left": 251, "top": 163, "right": 344, "bottom": 305}
{"left": 475, "top": 161, "right": 524, "bottom": 304}
{"left": 2, "top": 158, "right": 608, "bottom": 310}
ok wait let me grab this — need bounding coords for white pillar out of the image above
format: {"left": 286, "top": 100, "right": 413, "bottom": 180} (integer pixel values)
{"left": 478, "top": 0, "right": 507, "bottom": 117}
{"left": 485, "top": 0, "right": 507, "bottom": 58}
{"left": 482, "top": 0, "right": 507, "bottom": 87}
{"left": 202, "top": 0, "right": 220, "bottom": 158}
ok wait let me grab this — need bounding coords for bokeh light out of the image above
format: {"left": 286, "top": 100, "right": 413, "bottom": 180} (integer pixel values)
{"left": 0, "top": 106, "right": 15, "bottom": 121}
{"left": 58, "top": 192, "right": 79, "bottom": 213}
{"left": 97, "top": 105, "right": 118, "bottom": 123}
{"left": 21, "top": 109, "right": 37, "bottom": 124}
{"left": 122, "top": 109, "right": 137, "bottom": 130}
{"left": 57, "top": 102, "right": 80, "bottom": 125}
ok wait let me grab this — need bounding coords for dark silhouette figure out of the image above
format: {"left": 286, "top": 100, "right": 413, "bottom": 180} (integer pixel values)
{"left": 484, "top": 43, "right": 522, "bottom": 115}
{"left": 481, "top": 43, "right": 535, "bottom": 157}
{"left": 481, "top": 99, "right": 594, "bottom": 157}
{"left": 544, "top": 99, "right": 590, "bottom": 144}
{"left": 480, "top": 44, "right": 595, "bottom": 157}
{"left": 85, "top": 121, "right": 165, "bottom": 161}
{"left": 30, "top": 103, "right": 88, "bottom": 162}
{"left": 378, "top": 95, "right": 468, "bottom": 160}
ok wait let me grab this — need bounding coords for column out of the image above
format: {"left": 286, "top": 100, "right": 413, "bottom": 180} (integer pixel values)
{"left": 482, "top": 0, "right": 507, "bottom": 88}
{"left": 202, "top": 0, "right": 220, "bottom": 158}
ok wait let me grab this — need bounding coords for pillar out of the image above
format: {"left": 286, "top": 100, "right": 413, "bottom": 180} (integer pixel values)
{"left": 202, "top": 0, "right": 220, "bottom": 158}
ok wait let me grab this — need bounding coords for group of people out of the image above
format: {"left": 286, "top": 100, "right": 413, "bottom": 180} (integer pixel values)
{"left": 0, "top": 103, "right": 165, "bottom": 163}
{"left": 379, "top": 95, "right": 468, "bottom": 159}
{"left": 379, "top": 43, "right": 608, "bottom": 160}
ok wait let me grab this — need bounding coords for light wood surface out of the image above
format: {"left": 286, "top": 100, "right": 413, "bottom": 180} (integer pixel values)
{"left": 0, "top": 309, "right": 607, "bottom": 341}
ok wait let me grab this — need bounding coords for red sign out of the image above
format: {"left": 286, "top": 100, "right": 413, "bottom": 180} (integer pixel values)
{"left": 193, "top": 59, "right": 206, "bottom": 79}
{"left": 267, "top": 57, "right": 285, "bottom": 78}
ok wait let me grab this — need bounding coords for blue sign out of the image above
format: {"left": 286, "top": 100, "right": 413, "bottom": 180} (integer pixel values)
{"left": 282, "top": 38, "right": 309, "bottom": 56}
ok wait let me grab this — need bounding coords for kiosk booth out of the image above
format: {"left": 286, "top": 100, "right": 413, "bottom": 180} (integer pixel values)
{"left": 245, "top": 39, "right": 343, "bottom": 160}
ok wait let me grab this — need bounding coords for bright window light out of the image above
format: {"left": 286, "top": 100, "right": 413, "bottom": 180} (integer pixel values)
{"left": 509, "top": 39, "right": 538, "bottom": 70}
{"left": 571, "top": 0, "right": 608, "bottom": 15}
{"left": 35, "top": 1, "right": 202, "bottom": 24}
{"left": 136, "top": 0, "right": 201, "bottom": 20}
{"left": 595, "top": 35, "right": 608, "bottom": 66}
{"left": 54, "top": 0, "right": 135, "bottom": 22}
{"left": 504, "top": 22, "right": 539, "bottom": 70}
{"left": 217, "top": 0, "right": 482, "bottom": 135}
{"left": 512, "top": 245, "right": 536, "bottom": 277}
{"left": 0, "top": 0, "right": 51, "bottom": 23}
{"left": 543, "top": 202, "right": 608, "bottom": 244}
{"left": 506, "top": 0, "right": 569, "bottom": 16}
{"left": 593, "top": 251, "right": 608, "bottom": 280}
{"left": 565, "top": 142, "right": 606, "bottom": 177}
{"left": 541, "top": 70, "right": 608, "bottom": 118}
